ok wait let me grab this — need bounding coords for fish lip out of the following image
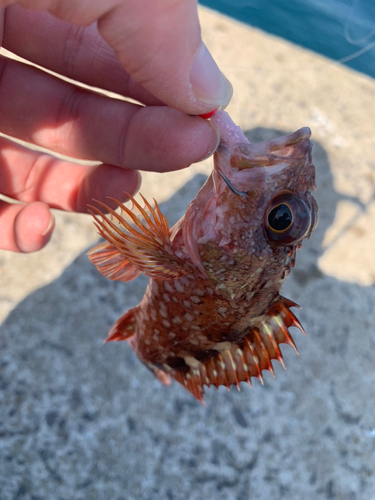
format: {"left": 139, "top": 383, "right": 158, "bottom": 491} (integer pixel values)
{"left": 229, "top": 127, "right": 312, "bottom": 168}
{"left": 268, "top": 127, "right": 311, "bottom": 152}
{"left": 213, "top": 127, "right": 314, "bottom": 198}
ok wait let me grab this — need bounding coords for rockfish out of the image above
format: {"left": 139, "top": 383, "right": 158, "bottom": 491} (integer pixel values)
{"left": 88, "top": 111, "right": 318, "bottom": 402}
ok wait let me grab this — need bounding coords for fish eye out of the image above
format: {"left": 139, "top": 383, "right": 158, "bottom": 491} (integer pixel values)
{"left": 268, "top": 203, "right": 293, "bottom": 232}
{"left": 264, "top": 193, "right": 312, "bottom": 246}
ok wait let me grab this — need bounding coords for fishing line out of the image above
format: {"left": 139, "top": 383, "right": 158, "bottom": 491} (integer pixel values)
{"left": 213, "top": 0, "right": 375, "bottom": 71}
{"left": 344, "top": 0, "right": 375, "bottom": 44}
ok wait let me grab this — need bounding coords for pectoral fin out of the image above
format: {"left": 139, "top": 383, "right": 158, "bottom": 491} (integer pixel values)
{"left": 105, "top": 307, "right": 138, "bottom": 342}
{"left": 88, "top": 194, "right": 187, "bottom": 281}
{"left": 87, "top": 242, "right": 141, "bottom": 282}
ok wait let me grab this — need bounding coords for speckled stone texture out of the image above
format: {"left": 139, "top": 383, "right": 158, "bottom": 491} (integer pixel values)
{"left": 1, "top": 7, "right": 375, "bottom": 500}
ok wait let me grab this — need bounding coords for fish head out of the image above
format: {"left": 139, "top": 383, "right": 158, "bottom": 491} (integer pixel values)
{"left": 183, "top": 127, "right": 318, "bottom": 304}
{"left": 215, "top": 126, "right": 318, "bottom": 242}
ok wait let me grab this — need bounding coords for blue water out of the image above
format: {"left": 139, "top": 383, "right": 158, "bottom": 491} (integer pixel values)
{"left": 200, "top": 0, "right": 375, "bottom": 79}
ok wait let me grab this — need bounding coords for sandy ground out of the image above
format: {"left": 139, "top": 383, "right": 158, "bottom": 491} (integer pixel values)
{"left": 1, "top": 6, "right": 375, "bottom": 500}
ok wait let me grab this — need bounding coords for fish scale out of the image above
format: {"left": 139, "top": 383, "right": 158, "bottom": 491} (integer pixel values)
{"left": 88, "top": 111, "right": 318, "bottom": 402}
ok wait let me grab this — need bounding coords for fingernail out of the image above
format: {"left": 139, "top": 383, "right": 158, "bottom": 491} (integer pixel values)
{"left": 133, "top": 170, "right": 142, "bottom": 195}
{"left": 199, "top": 120, "right": 220, "bottom": 162}
{"left": 190, "top": 42, "right": 232, "bottom": 107}
{"left": 41, "top": 213, "right": 55, "bottom": 237}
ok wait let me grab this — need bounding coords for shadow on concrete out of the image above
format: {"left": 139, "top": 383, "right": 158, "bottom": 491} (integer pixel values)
{"left": 1, "top": 129, "right": 374, "bottom": 500}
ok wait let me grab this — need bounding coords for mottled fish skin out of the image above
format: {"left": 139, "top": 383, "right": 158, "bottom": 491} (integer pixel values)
{"left": 88, "top": 111, "right": 318, "bottom": 402}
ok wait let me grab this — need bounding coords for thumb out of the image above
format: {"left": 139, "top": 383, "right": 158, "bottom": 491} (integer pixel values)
{"left": 0, "top": 0, "right": 231, "bottom": 114}
{"left": 98, "top": 0, "right": 232, "bottom": 114}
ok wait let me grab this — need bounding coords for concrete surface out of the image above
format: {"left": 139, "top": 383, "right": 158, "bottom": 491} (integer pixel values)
{"left": 1, "top": 6, "right": 375, "bottom": 500}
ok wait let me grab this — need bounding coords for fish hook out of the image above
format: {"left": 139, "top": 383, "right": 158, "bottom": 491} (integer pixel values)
{"left": 218, "top": 169, "right": 247, "bottom": 196}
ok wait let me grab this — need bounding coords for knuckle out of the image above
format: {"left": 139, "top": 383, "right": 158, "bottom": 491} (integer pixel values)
{"left": 62, "top": 24, "right": 87, "bottom": 78}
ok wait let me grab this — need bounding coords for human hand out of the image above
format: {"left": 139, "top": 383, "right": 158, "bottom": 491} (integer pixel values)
{"left": 0, "top": 0, "right": 232, "bottom": 252}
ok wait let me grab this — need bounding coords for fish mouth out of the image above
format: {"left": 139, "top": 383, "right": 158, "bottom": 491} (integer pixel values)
{"left": 213, "top": 126, "right": 314, "bottom": 198}
{"left": 268, "top": 127, "right": 311, "bottom": 154}
{"left": 228, "top": 127, "right": 312, "bottom": 169}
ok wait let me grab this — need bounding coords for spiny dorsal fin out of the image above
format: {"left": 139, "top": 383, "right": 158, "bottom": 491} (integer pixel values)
{"left": 88, "top": 194, "right": 187, "bottom": 281}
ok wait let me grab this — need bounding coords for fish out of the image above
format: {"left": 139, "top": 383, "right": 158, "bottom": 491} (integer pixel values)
{"left": 87, "top": 111, "right": 318, "bottom": 403}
